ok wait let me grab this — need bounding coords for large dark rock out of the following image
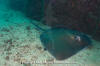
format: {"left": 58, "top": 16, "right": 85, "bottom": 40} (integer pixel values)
{"left": 43, "top": 0, "right": 100, "bottom": 41}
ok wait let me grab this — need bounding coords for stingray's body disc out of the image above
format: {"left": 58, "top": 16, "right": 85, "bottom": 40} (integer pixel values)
{"left": 40, "top": 28, "right": 92, "bottom": 60}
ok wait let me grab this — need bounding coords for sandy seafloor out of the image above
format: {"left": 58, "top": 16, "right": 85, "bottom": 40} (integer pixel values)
{"left": 0, "top": 1, "right": 100, "bottom": 66}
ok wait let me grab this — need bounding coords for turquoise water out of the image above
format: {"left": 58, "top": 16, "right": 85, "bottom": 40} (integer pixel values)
{"left": 0, "top": 0, "right": 100, "bottom": 66}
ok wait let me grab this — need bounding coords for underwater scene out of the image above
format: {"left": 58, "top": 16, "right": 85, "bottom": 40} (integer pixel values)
{"left": 0, "top": 0, "right": 100, "bottom": 66}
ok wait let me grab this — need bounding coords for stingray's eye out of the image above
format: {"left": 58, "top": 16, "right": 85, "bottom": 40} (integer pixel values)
{"left": 44, "top": 48, "right": 47, "bottom": 51}
{"left": 74, "top": 36, "right": 81, "bottom": 42}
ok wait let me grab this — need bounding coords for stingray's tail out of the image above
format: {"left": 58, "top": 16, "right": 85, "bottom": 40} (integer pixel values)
{"left": 30, "top": 20, "right": 46, "bottom": 32}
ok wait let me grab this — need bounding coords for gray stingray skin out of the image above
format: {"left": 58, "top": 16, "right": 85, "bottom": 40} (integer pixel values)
{"left": 40, "top": 28, "right": 92, "bottom": 60}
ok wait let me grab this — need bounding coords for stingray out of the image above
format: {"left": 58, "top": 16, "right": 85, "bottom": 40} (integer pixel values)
{"left": 30, "top": 21, "right": 92, "bottom": 60}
